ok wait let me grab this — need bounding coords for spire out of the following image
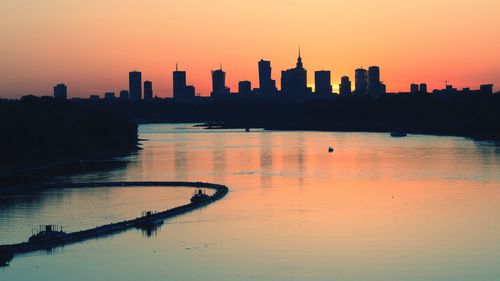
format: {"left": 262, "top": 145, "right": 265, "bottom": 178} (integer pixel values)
{"left": 220, "top": 63, "right": 223, "bottom": 70}
{"left": 176, "top": 63, "right": 178, "bottom": 71}
{"left": 296, "top": 46, "right": 303, "bottom": 69}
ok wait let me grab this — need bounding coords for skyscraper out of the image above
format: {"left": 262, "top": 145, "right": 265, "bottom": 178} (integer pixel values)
{"left": 258, "top": 59, "right": 277, "bottom": 96}
{"left": 53, "top": 83, "right": 67, "bottom": 99}
{"left": 368, "top": 66, "right": 383, "bottom": 97}
{"left": 339, "top": 76, "right": 351, "bottom": 96}
{"left": 129, "top": 71, "right": 142, "bottom": 101}
{"left": 144, "top": 81, "right": 153, "bottom": 100}
{"left": 173, "top": 64, "right": 196, "bottom": 100}
{"left": 281, "top": 49, "right": 308, "bottom": 99}
{"left": 355, "top": 68, "right": 368, "bottom": 96}
{"left": 315, "top": 70, "right": 332, "bottom": 95}
{"left": 211, "top": 65, "right": 229, "bottom": 98}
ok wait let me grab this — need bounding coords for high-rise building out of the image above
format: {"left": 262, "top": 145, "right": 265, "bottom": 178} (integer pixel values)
{"left": 53, "top": 83, "right": 67, "bottom": 99}
{"left": 315, "top": 70, "right": 332, "bottom": 95}
{"left": 144, "top": 81, "right": 153, "bottom": 100}
{"left": 119, "top": 90, "right": 129, "bottom": 100}
{"left": 354, "top": 68, "right": 368, "bottom": 96}
{"left": 410, "top": 84, "right": 419, "bottom": 94}
{"left": 368, "top": 66, "right": 383, "bottom": 97}
{"left": 419, "top": 83, "right": 428, "bottom": 94}
{"left": 173, "top": 64, "right": 196, "bottom": 100}
{"left": 238, "top": 81, "right": 252, "bottom": 95}
{"left": 211, "top": 65, "right": 229, "bottom": 98}
{"left": 281, "top": 49, "right": 308, "bottom": 99}
{"left": 339, "top": 76, "right": 352, "bottom": 96}
{"left": 129, "top": 71, "right": 142, "bottom": 101}
{"left": 258, "top": 59, "right": 277, "bottom": 96}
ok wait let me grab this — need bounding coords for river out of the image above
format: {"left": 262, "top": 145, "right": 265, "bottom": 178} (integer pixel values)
{"left": 1, "top": 124, "right": 499, "bottom": 281}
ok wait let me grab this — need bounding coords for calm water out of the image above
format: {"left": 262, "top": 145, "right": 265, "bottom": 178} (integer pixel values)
{"left": 1, "top": 124, "right": 500, "bottom": 281}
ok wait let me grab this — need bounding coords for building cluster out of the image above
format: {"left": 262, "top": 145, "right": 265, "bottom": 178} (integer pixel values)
{"left": 52, "top": 50, "right": 495, "bottom": 100}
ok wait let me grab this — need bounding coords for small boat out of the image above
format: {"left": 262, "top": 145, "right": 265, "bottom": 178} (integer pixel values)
{"left": 390, "top": 130, "right": 407, "bottom": 138}
{"left": 328, "top": 147, "right": 334, "bottom": 153}
{"left": 28, "top": 225, "right": 66, "bottom": 243}
{"left": 191, "top": 189, "right": 210, "bottom": 203}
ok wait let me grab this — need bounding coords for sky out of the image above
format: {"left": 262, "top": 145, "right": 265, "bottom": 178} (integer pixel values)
{"left": 1, "top": 0, "right": 499, "bottom": 98}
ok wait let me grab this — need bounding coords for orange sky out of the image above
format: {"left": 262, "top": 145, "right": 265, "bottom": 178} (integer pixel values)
{"left": 0, "top": 0, "right": 499, "bottom": 98}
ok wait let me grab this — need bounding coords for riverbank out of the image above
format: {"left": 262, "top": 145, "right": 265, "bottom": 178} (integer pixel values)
{"left": 0, "top": 96, "right": 139, "bottom": 186}
{"left": 69, "top": 93, "right": 500, "bottom": 141}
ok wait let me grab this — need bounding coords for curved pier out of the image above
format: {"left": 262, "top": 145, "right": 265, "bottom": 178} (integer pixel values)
{"left": 0, "top": 181, "right": 229, "bottom": 265}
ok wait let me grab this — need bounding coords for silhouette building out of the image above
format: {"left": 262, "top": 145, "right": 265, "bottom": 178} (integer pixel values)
{"left": 339, "top": 76, "right": 352, "bottom": 96}
{"left": 281, "top": 49, "right": 309, "bottom": 99}
{"left": 119, "top": 90, "right": 129, "bottom": 100}
{"left": 173, "top": 64, "right": 196, "bottom": 100}
{"left": 258, "top": 59, "right": 277, "bottom": 96}
{"left": 129, "top": 71, "right": 142, "bottom": 101}
{"left": 53, "top": 83, "right": 67, "bottom": 99}
{"left": 238, "top": 81, "right": 252, "bottom": 95}
{"left": 480, "top": 84, "right": 493, "bottom": 95}
{"left": 144, "top": 81, "right": 153, "bottom": 101}
{"left": 104, "top": 92, "right": 115, "bottom": 100}
{"left": 420, "top": 83, "right": 428, "bottom": 94}
{"left": 368, "top": 66, "right": 384, "bottom": 97}
{"left": 211, "top": 65, "right": 229, "bottom": 98}
{"left": 354, "top": 68, "right": 368, "bottom": 96}
{"left": 315, "top": 70, "right": 332, "bottom": 95}
{"left": 411, "top": 83, "right": 419, "bottom": 94}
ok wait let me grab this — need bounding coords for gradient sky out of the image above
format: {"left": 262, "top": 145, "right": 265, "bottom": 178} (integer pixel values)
{"left": 1, "top": 0, "right": 499, "bottom": 98}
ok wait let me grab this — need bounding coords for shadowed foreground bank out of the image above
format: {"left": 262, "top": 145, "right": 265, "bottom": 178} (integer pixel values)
{"left": 0, "top": 96, "right": 138, "bottom": 184}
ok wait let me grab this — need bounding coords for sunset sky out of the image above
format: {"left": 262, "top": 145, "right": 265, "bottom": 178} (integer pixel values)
{"left": 1, "top": 0, "right": 499, "bottom": 98}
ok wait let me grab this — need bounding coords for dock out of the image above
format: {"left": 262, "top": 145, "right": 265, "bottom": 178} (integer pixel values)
{"left": 0, "top": 181, "right": 229, "bottom": 265}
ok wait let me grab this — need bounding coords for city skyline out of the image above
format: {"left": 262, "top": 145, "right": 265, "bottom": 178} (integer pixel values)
{"left": 1, "top": 0, "right": 499, "bottom": 98}
{"left": 50, "top": 51, "right": 494, "bottom": 100}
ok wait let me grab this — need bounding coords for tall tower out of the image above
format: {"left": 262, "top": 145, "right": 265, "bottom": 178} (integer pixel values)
{"left": 173, "top": 64, "right": 187, "bottom": 99}
{"left": 355, "top": 68, "right": 368, "bottom": 96}
{"left": 211, "top": 65, "right": 228, "bottom": 98}
{"left": 129, "top": 71, "right": 142, "bottom": 101}
{"left": 281, "top": 48, "right": 308, "bottom": 99}
{"left": 368, "top": 66, "right": 381, "bottom": 97}
{"left": 340, "top": 76, "right": 352, "bottom": 96}
{"left": 315, "top": 71, "right": 332, "bottom": 95}
{"left": 143, "top": 81, "right": 153, "bottom": 100}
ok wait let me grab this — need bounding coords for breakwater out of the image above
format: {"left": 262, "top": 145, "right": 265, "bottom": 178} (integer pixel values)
{"left": 0, "top": 181, "right": 229, "bottom": 265}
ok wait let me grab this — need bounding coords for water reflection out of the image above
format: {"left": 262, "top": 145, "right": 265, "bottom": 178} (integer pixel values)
{"left": 1, "top": 125, "right": 500, "bottom": 281}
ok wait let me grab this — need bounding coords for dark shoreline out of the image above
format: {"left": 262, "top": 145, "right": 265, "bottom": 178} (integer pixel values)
{"left": 0, "top": 96, "right": 140, "bottom": 188}
{"left": 197, "top": 122, "right": 500, "bottom": 142}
